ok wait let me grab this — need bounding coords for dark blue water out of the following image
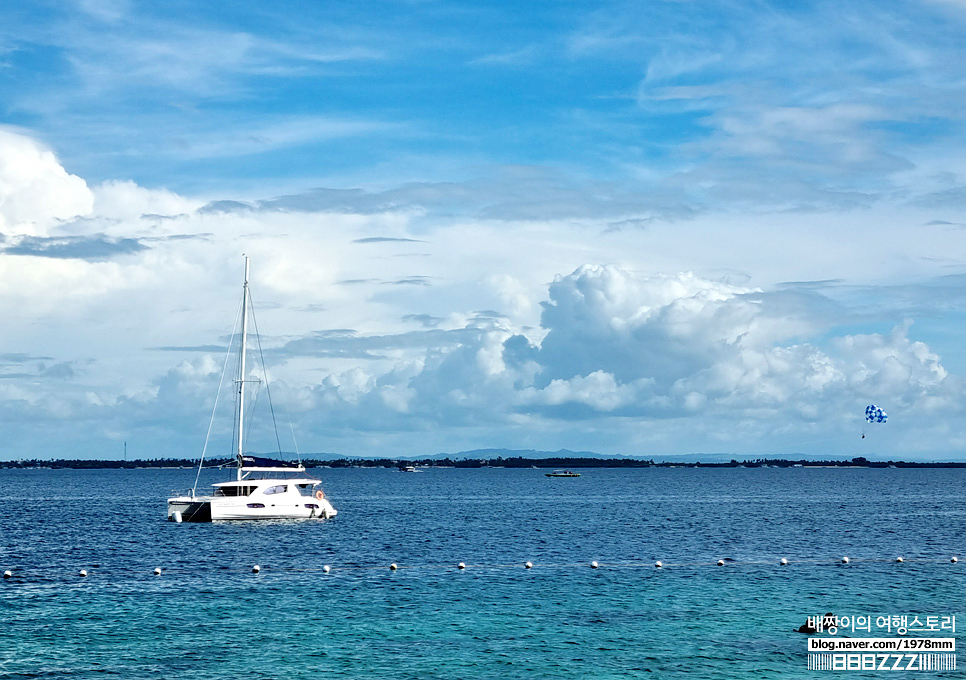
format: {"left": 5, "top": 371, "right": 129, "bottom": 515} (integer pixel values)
{"left": 1, "top": 467, "right": 963, "bottom": 678}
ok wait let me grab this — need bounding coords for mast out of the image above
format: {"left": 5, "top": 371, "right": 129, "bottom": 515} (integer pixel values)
{"left": 236, "top": 256, "right": 250, "bottom": 480}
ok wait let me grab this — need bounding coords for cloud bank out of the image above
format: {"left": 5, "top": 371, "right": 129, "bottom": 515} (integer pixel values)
{"left": 2, "top": 129, "right": 965, "bottom": 461}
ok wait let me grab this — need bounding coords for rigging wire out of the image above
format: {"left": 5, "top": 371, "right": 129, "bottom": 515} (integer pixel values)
{"left": 191, "top": 293, "right": 244, "bottom": 495}
{"left": 246, "top": 290, "right": 286, "bottom": 458}
{"left": 188, "top": 263, "right": 300, "bottom": 495}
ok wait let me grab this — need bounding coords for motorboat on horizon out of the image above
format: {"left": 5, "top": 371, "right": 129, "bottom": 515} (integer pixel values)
{"left": 545, "top": 469, "right": 580, "bottom": 477}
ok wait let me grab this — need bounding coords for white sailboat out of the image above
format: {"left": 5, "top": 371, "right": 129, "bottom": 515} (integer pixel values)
{"left": 167, "top": 257, "right": 337, "bottom": 522}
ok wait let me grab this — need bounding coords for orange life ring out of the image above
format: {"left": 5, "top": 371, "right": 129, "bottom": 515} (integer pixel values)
{"left": 315, "top": 490, "right": 325, "bottom": 500}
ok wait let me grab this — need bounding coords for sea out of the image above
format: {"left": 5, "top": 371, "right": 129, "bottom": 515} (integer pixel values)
{"left": 1, "top": 465, "right": 963, "bottom": 679}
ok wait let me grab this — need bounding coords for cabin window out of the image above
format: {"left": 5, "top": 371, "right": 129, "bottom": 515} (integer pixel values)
{"left": 214, "top": 486, "right": 255, "bottom": 497}
{"left": 263, "top": 485, "right": 287, "bottom": 495}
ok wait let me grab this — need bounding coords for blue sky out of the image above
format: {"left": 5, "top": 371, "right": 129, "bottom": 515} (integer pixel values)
{"left": 3, "top": 0, "right": 966, "bottom": 461}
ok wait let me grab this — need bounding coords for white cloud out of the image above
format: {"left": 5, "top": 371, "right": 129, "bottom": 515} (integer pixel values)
{"left": 524, "top": 370, "right": 638, "bottom": 412}
{"left": 832, "top": 323, "right": 949, "bottom": 395}
{"left": 165, "top": 116, "right": 398, "bottom": 162}
{"left": 0, "top": 128, "right": 94, "bottom": 236}
{"left": 77, "top": 0, "right": 131, "bottom": 23}
{"left": 535, "top": 266, "right": 759, "bottom": 387}
{"left": 92, "top": 180, "right": 201, "bottom": 222}
{"left": 487, "top": 273, "right": 537, "bottom": 324}
{"left": 2, "top": 127, "right": 966, "bottom": 460}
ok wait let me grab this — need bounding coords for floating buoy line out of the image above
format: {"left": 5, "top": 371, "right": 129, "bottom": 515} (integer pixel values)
{"left": 1, "top": 555, "right": 960, "bottom": 582}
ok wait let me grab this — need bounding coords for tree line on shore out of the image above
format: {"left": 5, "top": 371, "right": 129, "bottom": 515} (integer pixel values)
{"left": 2, "top": 455, "right": 964, "bottom": 469}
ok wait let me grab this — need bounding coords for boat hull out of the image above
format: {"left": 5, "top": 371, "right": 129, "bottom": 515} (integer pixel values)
{"left": 167, "top": 496, "right": 337, "bottom": 522}
{"left": 167, "top": 498, "right": 212, "bottom": 522}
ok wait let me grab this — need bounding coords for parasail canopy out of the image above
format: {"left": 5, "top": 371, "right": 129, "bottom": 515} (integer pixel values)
{"left": 865, "top": 404, "right": 888, "bottom": 424}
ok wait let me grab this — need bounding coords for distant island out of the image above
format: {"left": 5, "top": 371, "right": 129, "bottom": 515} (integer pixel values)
{"left": 2, "top": 455, "right": 965, "bottom": 469}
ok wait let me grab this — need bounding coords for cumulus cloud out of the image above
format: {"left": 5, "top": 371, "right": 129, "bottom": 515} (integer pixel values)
{"left": 217, "top": 263, "right": 958, "bottom": 458}
{"left": 832, "top": 323, "right": 948, "bottom": 396}
{"left": 522, "top": 370, "right": 640, "bottom": 413}
{"left": 510, "top": 267, "right": 958, "bottom": 433}
{"left": 92, "top": 180, "right": 201, "bottom": 222}
{"left": 533, "top": 266, "right": 759, "bottom": 388}
{"left": 0, "top": 128, "right": 94, "bottom": 236}
{"left": 1, "top": 126, "right": 965, "bottom": 460}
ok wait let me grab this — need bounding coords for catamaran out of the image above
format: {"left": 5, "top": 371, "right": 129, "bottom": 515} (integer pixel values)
{"left": 167, "top": 257, "right": 337, "bottom": 522}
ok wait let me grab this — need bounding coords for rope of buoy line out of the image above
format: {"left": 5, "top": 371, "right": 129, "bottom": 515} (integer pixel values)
{"left": 1, "top": 555, "right": 960, "bottom": 581}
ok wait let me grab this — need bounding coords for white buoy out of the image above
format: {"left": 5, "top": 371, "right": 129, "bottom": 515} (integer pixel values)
{"left": 655, "top": 561, "right": 663, "bottom": 568}
{"left": 590, "top": 561, "right": 599, "bottom": 569}
{"left": 390, "top": 563, "right": 397, "bottom": 571}
{"left": 896, "top": 556, "right": 903, "bottom": 563}
{"left": 3, "top": 570, "right": 11, "bottom": 579}
{"left": 717, "top": 559, "right": 725, "bottom": 566}
{"left": 952, "top": 556, "right": 959, "bottom": 563}
{"left": 171, "top": 511, "right": 182, "bottom": 523}
{"left": 153, "top": 567, "right": 162, "bottom": 576}
{"left": 457, "top": 562, "right": 466, "bottom": 570}
{"left": 323, "top": 565, "right": 331, "bottom": 573}
{"left": 525, "top": 561, "right": 533, "bottom": 569}
{"left": 252, "top": 565, "right": 260, "bottom": 573}
{"left": 842, "top": 556, "right": 850, "bottom": 564}
{"left": 79, "top": 569, "right": 88, "bottom": 577}
{"left": 780, "top": 558, "right": 788, "bottom": 566}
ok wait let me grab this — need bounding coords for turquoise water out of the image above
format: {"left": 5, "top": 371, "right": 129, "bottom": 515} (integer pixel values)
{"left": 1, "top": 467, "right": 964, "bottom": 678}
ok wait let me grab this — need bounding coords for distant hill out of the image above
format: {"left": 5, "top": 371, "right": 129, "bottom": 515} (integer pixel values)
{"left": 396, "top": 447, "right": 607, "bottom": 461}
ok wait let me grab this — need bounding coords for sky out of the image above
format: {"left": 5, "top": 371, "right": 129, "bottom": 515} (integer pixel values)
{"left": 2, "top": 0, "right": 966, "bottom": 461}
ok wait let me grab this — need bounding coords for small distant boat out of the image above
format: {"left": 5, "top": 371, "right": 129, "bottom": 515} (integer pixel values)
{"left": 166, "top": 257, "right": 337, "bottom": 522}
{"left": 545, "top": 469, "right": 580, "bottom": 477}
{"left": 398, "top": 464, "right": 418, "bottom": 472}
